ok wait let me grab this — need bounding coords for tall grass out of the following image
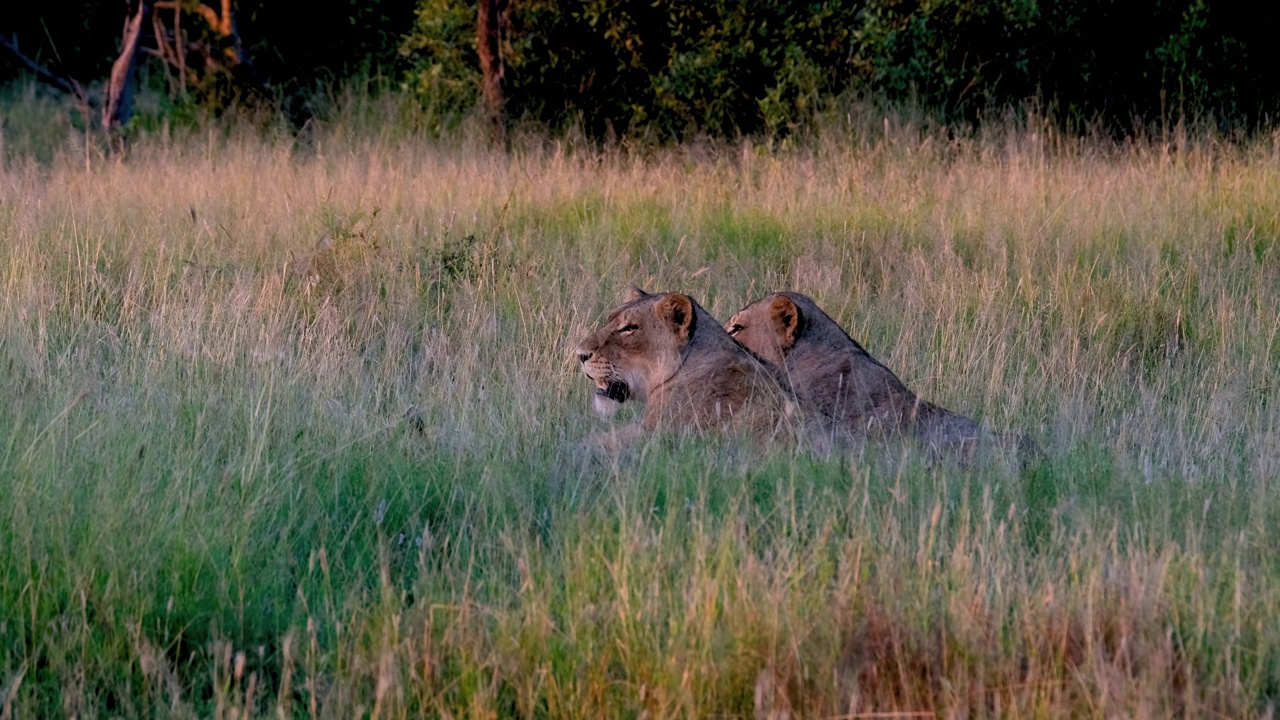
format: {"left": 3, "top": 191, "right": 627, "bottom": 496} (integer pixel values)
{"left": 1, "top": 90, "right": 1278, "bottom": 717}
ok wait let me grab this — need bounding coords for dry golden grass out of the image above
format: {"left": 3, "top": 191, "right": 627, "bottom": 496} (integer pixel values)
{"left": 1, "top": 96, "right": 1278, "bottom": 717}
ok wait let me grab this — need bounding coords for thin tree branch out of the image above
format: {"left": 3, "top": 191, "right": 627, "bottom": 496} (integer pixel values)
{"left": 151, "top": 9, "right": 179, "bottom": 96}
{"left": 155, "top": 0, "right": 222, "bottom": 31}
{"left": 174, "top": 1, "right": 185, "bottom": 90}
{"left": 154, "top": 0, "right": 246, "bottom": 67}
{"left": 0, "top": 34, "right": 90, "bottom": 106}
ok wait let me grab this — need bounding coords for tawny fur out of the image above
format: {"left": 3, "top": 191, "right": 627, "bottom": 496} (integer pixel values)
{"left": 574, "top": 288, "right": 793, "bottom": 443}
{"left": 727, "top": 292, "right": 1035, "bottom": 462}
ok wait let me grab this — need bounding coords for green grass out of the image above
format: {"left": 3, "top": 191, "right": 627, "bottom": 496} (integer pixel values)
{"left": 1, "top": 88, "right": 1279, "bottom": 717}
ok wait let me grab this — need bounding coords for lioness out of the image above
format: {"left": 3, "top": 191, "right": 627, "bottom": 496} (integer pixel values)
{"left": 574, "top": 288, "right": 794, "bottom": 444}
{"left": 726, "top": 292, "right": 1034, "bottom": 462}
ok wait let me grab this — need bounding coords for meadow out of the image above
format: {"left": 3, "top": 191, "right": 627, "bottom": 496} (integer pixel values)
{"left": 2, "top": 87, "right": 1279, "bottom": 717}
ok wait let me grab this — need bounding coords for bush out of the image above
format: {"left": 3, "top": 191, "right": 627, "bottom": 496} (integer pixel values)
{"left": 400, "top": 0, "right": 1280, "bottom": 140}
{"left": 401, "top": 0, "right": 862, "bottom": 139}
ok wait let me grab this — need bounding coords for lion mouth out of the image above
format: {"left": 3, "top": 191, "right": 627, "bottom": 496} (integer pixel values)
{"left": 596, "top": 380, "right": 630, "bottom": 403}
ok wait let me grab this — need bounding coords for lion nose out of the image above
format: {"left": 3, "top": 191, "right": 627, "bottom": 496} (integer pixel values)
{"left": 576, "top": 351, "right": 591, "bottom": 364}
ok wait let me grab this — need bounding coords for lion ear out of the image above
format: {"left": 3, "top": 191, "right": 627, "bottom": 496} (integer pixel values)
{"left": 625, "top": 287, "right": 651, "bottom": 303}
{"left": 654, "top": 293, "right": 695, "bottom": 343}
{"left": 769, "top": 294, "right": 801, "bottom": 352}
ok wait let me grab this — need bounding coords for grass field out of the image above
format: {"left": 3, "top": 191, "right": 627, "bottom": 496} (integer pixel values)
{"left": 2, "top": 90, "right": 1279, "bottom": 717}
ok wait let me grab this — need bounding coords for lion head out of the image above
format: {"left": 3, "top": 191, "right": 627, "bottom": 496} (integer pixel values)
{"left": 724, "top": 292, "right": 808, "bottom": 369}
{"left": 574, "top": 288, "right": 792, "bottom": 438}
{"left": 574, "top": 288, "right": 696, "bottom": 417}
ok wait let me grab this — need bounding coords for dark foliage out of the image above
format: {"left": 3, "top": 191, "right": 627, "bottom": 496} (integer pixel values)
{"left": 1, "top": 0, "right": 416, "bottom": 120}
{"left": 403, "top": 0, "right": 863, "bottom": 139}
{"left": 4, "top": 0, "right": 1280, "bottom": 138}
{"left": 404, "top": 0, "right": 1280, "bottom": 138}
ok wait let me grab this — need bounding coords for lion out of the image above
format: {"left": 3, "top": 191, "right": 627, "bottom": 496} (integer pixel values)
{"left": 574, "top": 288, "right": 795, "bottom": 445}
{"left": 726, "top": 292, "right": 1036, "bottom": 463}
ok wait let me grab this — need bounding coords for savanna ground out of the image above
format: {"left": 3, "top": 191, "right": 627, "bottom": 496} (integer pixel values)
{"left": 2, "top": 85, "right": 1279, "bottom": 718}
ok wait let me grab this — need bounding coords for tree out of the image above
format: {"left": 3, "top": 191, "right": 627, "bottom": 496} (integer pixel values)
{"left": 2, "top": 0, "right": 256, "bottom": 135}
{"left": 475, "top": 0, "right": 507, "bottom": 142}
{"left": 101, "top": 0, "right": 149, "bottom": 131}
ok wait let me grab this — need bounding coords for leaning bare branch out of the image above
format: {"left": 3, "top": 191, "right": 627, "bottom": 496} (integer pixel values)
{"left": 0, "top": 34, "right": 90, "bottom": 107}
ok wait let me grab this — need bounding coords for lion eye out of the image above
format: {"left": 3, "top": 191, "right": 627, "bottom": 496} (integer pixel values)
{"left": 727, "top": 323, "right": 743, "bottom": 336}
{"left": 618, "top": 323, "right": 639, "bottom": 334}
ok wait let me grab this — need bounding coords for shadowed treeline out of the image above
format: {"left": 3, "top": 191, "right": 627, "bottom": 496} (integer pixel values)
{"left": 5, "top": 1, "right": 1280, "bottom": 140}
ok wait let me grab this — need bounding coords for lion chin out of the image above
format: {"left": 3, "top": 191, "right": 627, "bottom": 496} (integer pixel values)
{"left": 592, "top": 393, "right": 624, "bottom": 418}
{"left": 592, "top": 381, "right": 629, "bottom": 417}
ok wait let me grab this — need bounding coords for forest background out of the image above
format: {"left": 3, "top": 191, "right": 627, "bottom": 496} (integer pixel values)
{"left": 4, "top": 0, "right": 1279, "bottom": 141}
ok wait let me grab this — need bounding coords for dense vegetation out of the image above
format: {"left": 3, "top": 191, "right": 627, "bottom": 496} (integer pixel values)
{"left": 405, "top": 0, "right": 1280, "bottom": 138}
{"left": 5, "top": 0, "right": 1280, "bottom": 139}
{"left": 1, "top": 93, "right": 1278, "bottom": 715}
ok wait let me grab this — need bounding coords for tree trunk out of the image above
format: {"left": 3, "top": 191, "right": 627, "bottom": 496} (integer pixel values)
{"left": 476, "top": 0, "right": 507, "bottom": 143}
{"left": 102, "top": 0, "right": 150, "bottom": 132}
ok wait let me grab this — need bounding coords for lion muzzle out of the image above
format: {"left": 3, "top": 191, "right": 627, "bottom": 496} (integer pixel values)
{"left": 577, "top": 348, "right": 631, "bottom": 415}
